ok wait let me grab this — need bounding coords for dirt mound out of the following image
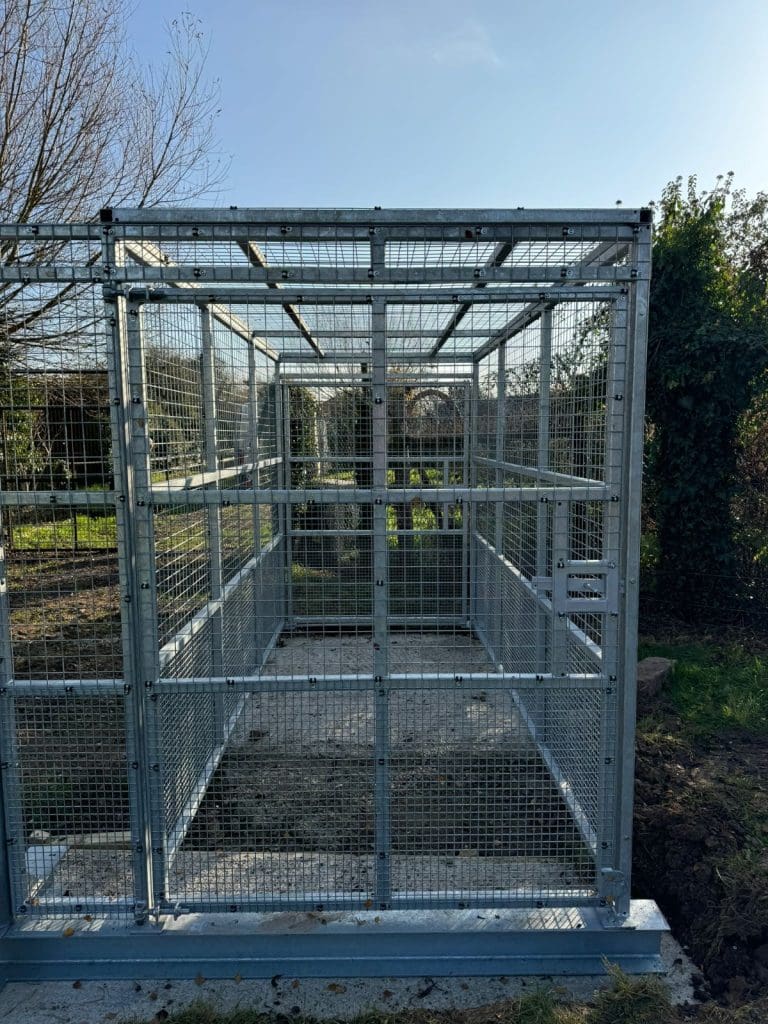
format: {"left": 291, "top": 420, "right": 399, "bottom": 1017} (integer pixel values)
{"left": 633, "top": 702, "right": 768, "bottom": 1003}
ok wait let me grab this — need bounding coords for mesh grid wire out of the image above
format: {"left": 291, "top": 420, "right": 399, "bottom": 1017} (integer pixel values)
{"left": 4, "top": 694, "right": 134, "bottom": 915}
{"left": 0, "top": 211, "right": 650, "bottom": 919}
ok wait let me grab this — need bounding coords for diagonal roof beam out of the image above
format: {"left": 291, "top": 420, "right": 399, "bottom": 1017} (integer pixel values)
{"left": 428, "top": 242, "right": 513, "bottom": 358}
{"left": 471, "top": 240, "right": 628, "bottom": 363}
{"left": 238, "top": 240, "right": 325, "bottom": 358}
{"left": 121, "top": 240, "right": 278, "bottom": 361}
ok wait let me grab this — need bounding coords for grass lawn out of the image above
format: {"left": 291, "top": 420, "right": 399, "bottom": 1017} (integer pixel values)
{"left": 638, "top": 639, "right": 768, "bottom": 735}
{"left": 11, "top": 512, "right": 118, "bottom": 550}
{"left": 10, "top": 508, "right": 274, "bottom": 554}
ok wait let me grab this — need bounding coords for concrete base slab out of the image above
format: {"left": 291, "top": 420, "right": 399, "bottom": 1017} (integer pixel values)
{"left": 0, "top": 931, "right": 691, "bottom": 1024}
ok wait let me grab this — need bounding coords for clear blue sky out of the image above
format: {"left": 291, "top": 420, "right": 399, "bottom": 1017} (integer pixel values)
{"left": 128, "top": 0, "right": 768, "bottom": 208}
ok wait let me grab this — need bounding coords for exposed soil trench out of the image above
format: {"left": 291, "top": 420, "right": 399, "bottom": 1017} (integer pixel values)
{"left": 632, "top": 698, "right": 768, "bottom": 1003}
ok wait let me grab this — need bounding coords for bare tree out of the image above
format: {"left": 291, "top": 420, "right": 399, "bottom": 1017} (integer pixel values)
{"left": 0, "top": 0, "right": 226, "bottom": 355}
{"left": 0, "top": 0, "right": 225, "bottom": 222}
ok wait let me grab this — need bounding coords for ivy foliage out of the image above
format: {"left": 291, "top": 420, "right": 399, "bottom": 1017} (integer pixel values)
{"left": 0, "top": 370, "right": 50, "bottom": 484}
{"left": 734, "top": 373, "right": 768, "bottom": 565}
{"left": 646, "top": 175, "right": 768, "bottom": 614}
{"left": 287, "top": 386, "right": 319, "bottom": 488}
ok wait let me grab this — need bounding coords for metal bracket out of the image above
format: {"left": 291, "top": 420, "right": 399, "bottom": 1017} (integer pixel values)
{"left": 599, "top": 867, "right": 629, "bottom": 922}
{"left": 535, "top": 560, "right": 619, "bottom": 615}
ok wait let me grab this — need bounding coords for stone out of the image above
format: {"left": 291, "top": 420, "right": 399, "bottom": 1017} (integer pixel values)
{"left": 637, "top": 656, "right": 675, "bottom": 699}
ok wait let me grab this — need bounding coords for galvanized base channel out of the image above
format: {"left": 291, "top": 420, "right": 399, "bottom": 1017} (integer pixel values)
{"left": 0, "top": 902, "right": 667, "bottom": 982}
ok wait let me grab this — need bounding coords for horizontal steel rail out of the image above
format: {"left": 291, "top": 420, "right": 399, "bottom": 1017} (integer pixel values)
{"left": 472, "top": 455, "right": 605, "bottom": 489}
{"left": 0, "top": 224, "right": 101, "bottom": 240}
{"left": 15, "top": 898, "right": 138, "bottom": 916}
{"left": 280, "top": 373, "right": 473, "bottom": 382}
{"left": 0, "top": 491, "right": 116, "bottom": 507}
{"left": 108, "top": 206, "right": 650, "bottom": 226}
{"left": 288, "top": 528, "right": 460, "bottom": 537}
{"left": 152, "top": 673, "right": 607, "bottom": 694}
{"left": 291, "top": 615, "right": 467, "bottom": 627}
{"left": 5, "top": 670, "right": 607, "bottom": 696}
{"left": 5, "top": 679, "right": 125, "bottom": 695}
{"left": 160, "top": 892, "right": 600, "bottom": 914}
{"left": 98, "top": 265, "right": 636, "bottom": 286}
{"left": 155, "top": 456, "right": 282, "bottom": 492}
{"left": 109, "top": 222, "right": 636, "bottom": 242}
{"left": 280, "top": 353, "right": 477, "bottom": 363}
{"left": 147, "top": 485, "right": 613, "bottom": 504}
{"left": 124, "top": 285, "right": 627, "bottom": 305}
{"left": 0, "top": 222, "right": 639, "bottom": 248}
{"left": 287, "top": 455, "right": 464, "bottom": 464}
{"left": 268, "top": 328, "right": 502, "bottom": 337}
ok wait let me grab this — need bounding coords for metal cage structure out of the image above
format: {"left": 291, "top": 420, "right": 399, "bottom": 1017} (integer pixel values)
{"left": 0, "top": 208, "right": 665, "bottom": 981}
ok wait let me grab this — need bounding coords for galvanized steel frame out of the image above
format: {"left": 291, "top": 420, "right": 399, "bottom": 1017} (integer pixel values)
{"left": 0, "top": 207, "right": 660, "bottom": 979}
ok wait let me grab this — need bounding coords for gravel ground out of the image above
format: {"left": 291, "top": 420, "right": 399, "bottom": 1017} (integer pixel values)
{"left": 37, "top": 848, "right": 591, "bottom": 907}
{"left": 260, "top": 630, "right": 499, "bottom": 679}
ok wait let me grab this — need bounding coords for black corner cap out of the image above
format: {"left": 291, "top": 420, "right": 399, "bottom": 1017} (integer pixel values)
{"left": 99, "top": 208, "right": 113, "bottom": 223}
{"left": 639, "top": 207, "right": 653, "bottom": 223}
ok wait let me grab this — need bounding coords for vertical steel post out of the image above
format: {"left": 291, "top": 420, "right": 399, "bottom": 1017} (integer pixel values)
{"left": 101, "top": 260, "right": 156, "bottom": 923}
{"left": 469, "top": 363, "right": 480, "bottom": 630}
{"left": 0, "top": 750, "right": 13, "bottom": 929}
{"left": 550, "top": 500, "right": 570, "bottom": 678}
{"left": 200, "top": 310, "right": 225, "bottom": 735}
{"left": 441, "top": 458, "right": 450, "bottom": 531}
{"left": 613, "top": 221, "right": 653, "bottom": 918}
{"left": 371, "top": 298, "right": 391, "bottom": 908}
{"left": 536, "top": 310, "right": 553, "bottom": 674}
{"left": 0, "top": 514, "right": 21, "bottom": 923}
{"left": 596, "top": 295, "right": 628, "bottom": 909}
{"left": 274, "top": 379, "right": 289, "bottom": 627}
{"left": 247, "top": 343, "right": 262, "bottom": 544}
{"left": 124, "top": 298, "right": 166, "bottom": 914}
{"left": 278, "top": 380, "right": 293, "bottom": 628}
{"left": 247, "top": 343, "right": 263, "bottom": 663}
{"left": 461, "top": 381, "right": 471, "bottom": 623}
{"left": 494, "top": 339, "right": 506, "bottom": 663}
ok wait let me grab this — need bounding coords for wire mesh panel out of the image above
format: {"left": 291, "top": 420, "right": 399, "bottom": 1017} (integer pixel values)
{"left": 160, "top": 690, "right": 377, "bottom": 911}
{"left": 0, "top": 209, "right": 651, "bottom": 926}
{"left": 1, "top": 693, "right": 134, "bottom": 916}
